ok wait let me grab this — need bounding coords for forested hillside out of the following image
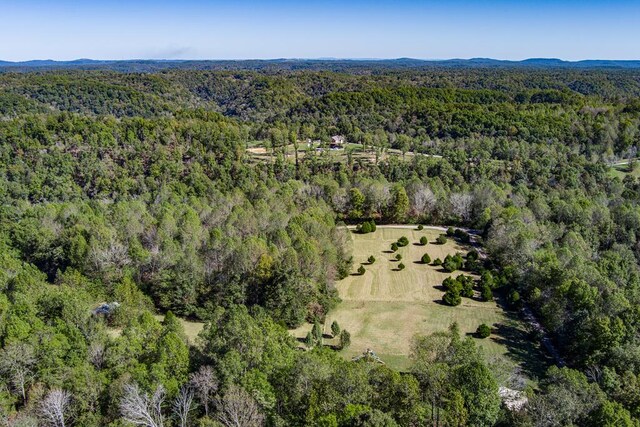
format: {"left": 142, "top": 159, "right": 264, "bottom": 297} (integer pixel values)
{"left": 1, "top": 67, "right": 640, "bottom": 426}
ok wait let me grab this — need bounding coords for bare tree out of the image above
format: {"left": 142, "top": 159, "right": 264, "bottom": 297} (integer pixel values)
{"left": 216, "top": 386, "right": 264, "bottom": 427}
{"left": 189, "top": 365, "right": 218, "bottom": 417}
{"left": 120, "top": 383, "right": 165, "bottom": 427}
{"left": 450, "top": 193, "right": 473, "bottom": 222}
{"left": 0, "top": 343, "right": 36, "bottom": 403}
{"left": 88, "top": 341, "right": 105, "bottom": 369}
{"left": 408, "top": 182, "right": 436, "bottom": 216}
{"left": 39, "top": 389, "right": 71, "bottom": 427}
{"left": 172, "top": 385, "right": 194, "bottom": 427}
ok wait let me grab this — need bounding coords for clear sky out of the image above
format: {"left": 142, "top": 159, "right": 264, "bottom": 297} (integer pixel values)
{"left": 2, "top": 0, "right": 639, "bottom": 61}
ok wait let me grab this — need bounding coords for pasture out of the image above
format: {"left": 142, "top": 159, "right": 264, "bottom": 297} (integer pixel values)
{"left": 293, "top": 226, "right": 545, "bottom": 372}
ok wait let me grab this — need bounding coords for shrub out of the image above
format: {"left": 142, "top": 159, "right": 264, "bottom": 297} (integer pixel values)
{"left": 391, "top": 243, "right": 398, "bottom": 252}
{"left": 461, "top": 280, "right": 474, "bottom": 298}
{"left": 339, "top": 330, "right": 351, "bottom": 349}
{"left": 357, "top": 265, "right": 366, "bottom": 275}
{"left": 368, "top": 255, "right": 376, "bottom": 264}
{"left": 397, "top": 263, "right": 405, "bottom": 270}
{"left": 481, "top": 284, "right": 493, "bottom": 301}
{"left": 421, "top": 253, "right": 431, "bottom": 264}
{"left": 370, "top": 220, "right": 377, "bottom": 232}
{"left": 397, "top": 236, "right": 409, "bottom": 247}
{"left": 419, "top": 236, "right": 428, "bottom": 245}
{"left": 454, "top": 228, "right": 471, "bottom": 243}
{"left": 442, "top": 277, "right": 461, "bottom": 293}
{"left": 446, "top": 227, "right": 455, "bottom": 236}
{"left": 508, "top": 290, "right": 521, "bottom": 307}
{"left": 360, "top": 221, "right": 372, "bottom": 234}
{"left": 443, "top": 290, "right": 461, "bottom": 306}
{"left": 432, "top": 258, "right": 442, "bottom": 266}
{"left": 443, "top": 253, "right": 464, "bottom": 272}
{"left": 305, "top": 332, "right": 314, "bottom": 347}
{"left": 331, "top": 320, "right": 341, "bottom": 337}
{"left": 436, "top": 235, "right": 448, "bottom": 245}
{"left": 395, "top": 253, "right": 402, "bottom": 261}
{"left": 476, "top": 324, "right": 491, "bottom": 338}
{"left": 417, "top": 224, "right": 424, "bottom": 230}
{"left": 312, "top": 322, "right": 323, "bottom": 342}
{"left": 467, "top": 250, "right": 479, "bottom": 261}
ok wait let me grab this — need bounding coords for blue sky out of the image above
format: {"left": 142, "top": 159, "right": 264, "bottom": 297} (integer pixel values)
{"left": 2, "top": 0, "right": 639, "bottom": 61}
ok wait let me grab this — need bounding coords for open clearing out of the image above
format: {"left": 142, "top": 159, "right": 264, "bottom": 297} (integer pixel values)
{"left": 292, "top": 226, "right": 547, "bottom": 372}
{"left": 107, "top": 315, "right": 205, "bottom": 345}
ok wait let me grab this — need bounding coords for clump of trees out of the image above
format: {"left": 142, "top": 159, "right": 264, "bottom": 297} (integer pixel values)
{"left": 357, "top": 219, "right": 377, "bottom": 234}
{"left": 442, "top": 274, "right": 475, "bottom": 305}
{"left": 443, "top": 253, "right": 465, "bottom": 272}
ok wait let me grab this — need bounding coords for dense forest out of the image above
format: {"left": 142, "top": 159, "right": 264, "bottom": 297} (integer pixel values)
{"left": 1, "top": 65, "right": 640, "bottom": 426}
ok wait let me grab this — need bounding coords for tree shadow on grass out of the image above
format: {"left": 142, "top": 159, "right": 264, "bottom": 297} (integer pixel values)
{"left": 382, "top": 250, "right": 394, "bottom": 254}
{"left": 490, "top": 294, "right": 555, "bottom": 379}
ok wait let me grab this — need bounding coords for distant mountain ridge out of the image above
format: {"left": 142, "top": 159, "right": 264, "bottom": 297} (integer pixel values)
{"left": 1, "top": 57, "right": 640, "bottom": 72}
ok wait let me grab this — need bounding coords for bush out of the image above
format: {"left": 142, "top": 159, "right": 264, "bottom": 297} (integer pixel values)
{"left": 360, "top": 221, "right": 372, "bottom": 234}
{"left": 443, "top": 290, "right": 461, "bottom": 306}
{"left": 397, "top": 236, "right": 409, "bottom": 247}
{"left": 454, "top": 228, "right": 471, "bottom": 243}
{"left": 432, "top": 258, "right": 442, "bottom": 266}
{"left": 331, "top": 320, "right": 341, "bottom": 337}
{"left": 305, "top": 332, "right": 314, "bottom": 347}
{"left": 443, "top": 277, "right": 461, "bottom": 293}
{"left": 508, "top": 290, "right": 521, "bottom": 307}
{"left": 436, "top": 235, "right": 448, "bottom": 245}
{"left": 421, "top": 253, "right": 431, "bottom": 264}
{"left": 397, "top": 263, "right": 405, "bottom": 270}
{"left": 446, "top": 227, "right": 455, "bottom": 236}
{"left": 419, "top": 236, "right": 428, "bottom": 245}
{"left": 357, "top": 265, "right": 366, "bottom": 275}
{"left": 417, "top": 224, "right": 424, "bottom": 230}
{"left": 391, "top": 243, "right": 398, "bottom": 252}
{"left": 443, "top": 253, "right": 464, "bottom": 272}
{"left": 481, "top": 284, "right": 493, "bottom": 301}
{"left": 477, "top": 324, "right": 491, "bottom": 338}
{"left": 312, "top": 322, "right": 323, "bottom": 342}
{"left": 395, "top": 253, "right": 402, "bottom": 261}
{"left": 339, "top": 330, "right": 351, "bottom": 349}
{"left": 368, "top": 255, "right": 376, "bottom": 264}
{"left": 370, "top": 220, "right": 377, "bottom": 232}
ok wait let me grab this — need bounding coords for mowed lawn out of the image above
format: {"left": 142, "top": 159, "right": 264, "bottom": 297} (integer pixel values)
{"left": 293, "top": 226, "right": 517, "bottom": 371}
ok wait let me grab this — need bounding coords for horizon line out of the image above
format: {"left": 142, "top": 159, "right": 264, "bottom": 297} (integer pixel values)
{"left": 3, "top": 57, "right": 640, "bottom": 64}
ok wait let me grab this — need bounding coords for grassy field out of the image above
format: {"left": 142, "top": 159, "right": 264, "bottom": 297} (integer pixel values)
{"left": 245, "top": 142, "right": 439, "bottom": 165}
{"left": 292, "top": 226, "right": 548, "bottom": 373}
{"left": 107, "top": 315, "right": 205, "bottom": 345}
{"left": 609, "top": 161, "right": 640, "bottom": 179}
